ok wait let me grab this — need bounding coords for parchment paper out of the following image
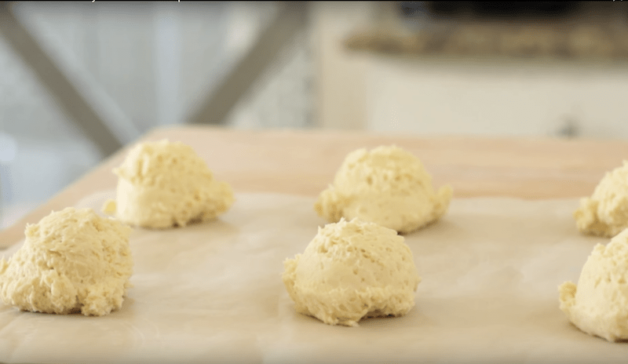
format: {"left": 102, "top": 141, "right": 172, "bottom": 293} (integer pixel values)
{"left": 1, "top": 191, "right": 627, "bottom": 364}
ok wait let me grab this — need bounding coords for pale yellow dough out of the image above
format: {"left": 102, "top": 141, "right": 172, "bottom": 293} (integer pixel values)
{"left": 315, "top": 146, "right": 452, "bottom": 234}
{"left": 107, "top": 140, "right": 234, "bottom": 229}
{"left": 559, "top": 228, "right": 628, "bottom": 342}
{"left": 282, "top": 218, "right": 421, "bottom": 327}
{"left": 0, "top": 208, "right": 133, "bottom": 316}
{"left": 574, "top": 161, "right": 628, "bottom": 238}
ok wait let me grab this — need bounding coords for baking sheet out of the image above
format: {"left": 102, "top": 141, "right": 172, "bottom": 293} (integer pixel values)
{"left": 1, "top": 191, "right": 627, "bottom": 364}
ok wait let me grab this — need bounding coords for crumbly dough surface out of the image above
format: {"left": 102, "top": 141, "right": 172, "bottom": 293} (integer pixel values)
{"left": 109, "top": 140, "right": 234, "bottom": 229}
{"left": 0, "top": 208, "right": 133, "bottom": 316}
{"left": 282, "top": 218, "right": 421, "bottom": 327}
{"left": 315, "top": 146, "right": 452, "bottom": 234}
{"left": 574, "top": 161, "right": 628, "bottom": 238}
{"left": 559, "top": 228, "right": 628, "bottom": 342}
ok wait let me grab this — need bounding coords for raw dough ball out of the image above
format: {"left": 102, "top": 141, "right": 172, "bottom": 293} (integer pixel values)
{"left": 315, "top": 146, "right": 452, "bottom": 234}
{"left": 110, "top": 140, "right": 234, "bottom": 229}
{"left": 559, "top": 228, "right": 628, "bottom": 342}
{"left": 0, "top": 208, "right": 133, "bottom": 316}
{"left": 574, "top": 161, "right": 628, "bottom": 238}
{"left": 282, "top": 218, "right": 421, "bottom": 326}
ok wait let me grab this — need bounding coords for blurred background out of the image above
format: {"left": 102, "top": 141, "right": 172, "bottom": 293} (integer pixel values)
{"left": 1, "top": 1, "right": 628, "bottom": 228}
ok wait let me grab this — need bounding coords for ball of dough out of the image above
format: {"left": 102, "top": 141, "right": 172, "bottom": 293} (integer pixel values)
{"left": 574, "top": 161, "right": 628, "bottom": 238}
{"left": 0, "top": 208, "right": 133, "bottom": 316}
{"left": 282, "top": 218, "right": 421, "bottom": 327}
{"left": 110, "top": 140, "right": 234, "bottom": 229}
{"left": 559, "top": 228, "right": 628, "bottom": 342}
{"left": 315, "top": 146, "right": 452, "bottom": 234}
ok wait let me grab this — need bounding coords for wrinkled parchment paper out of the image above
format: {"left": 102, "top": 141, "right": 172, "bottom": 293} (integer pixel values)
{"left": 1, "top": 191, "right": 627, "bottom": 364}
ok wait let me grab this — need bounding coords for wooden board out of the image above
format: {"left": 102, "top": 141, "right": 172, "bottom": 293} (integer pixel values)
{"left": 1, "top": 125, "right": 627, "bottom": 248}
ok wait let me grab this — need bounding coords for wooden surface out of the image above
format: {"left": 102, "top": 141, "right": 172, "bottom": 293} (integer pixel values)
{"left": 2, "top": 125, "right": 628, "bottom": 248}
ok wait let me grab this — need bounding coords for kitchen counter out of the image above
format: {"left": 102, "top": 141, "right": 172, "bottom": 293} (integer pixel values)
{"left": 344, "top": 2, "right": 628, "bottom": 60}
{"left": 2, "top": 125, "right": 628, "bottom": 247}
